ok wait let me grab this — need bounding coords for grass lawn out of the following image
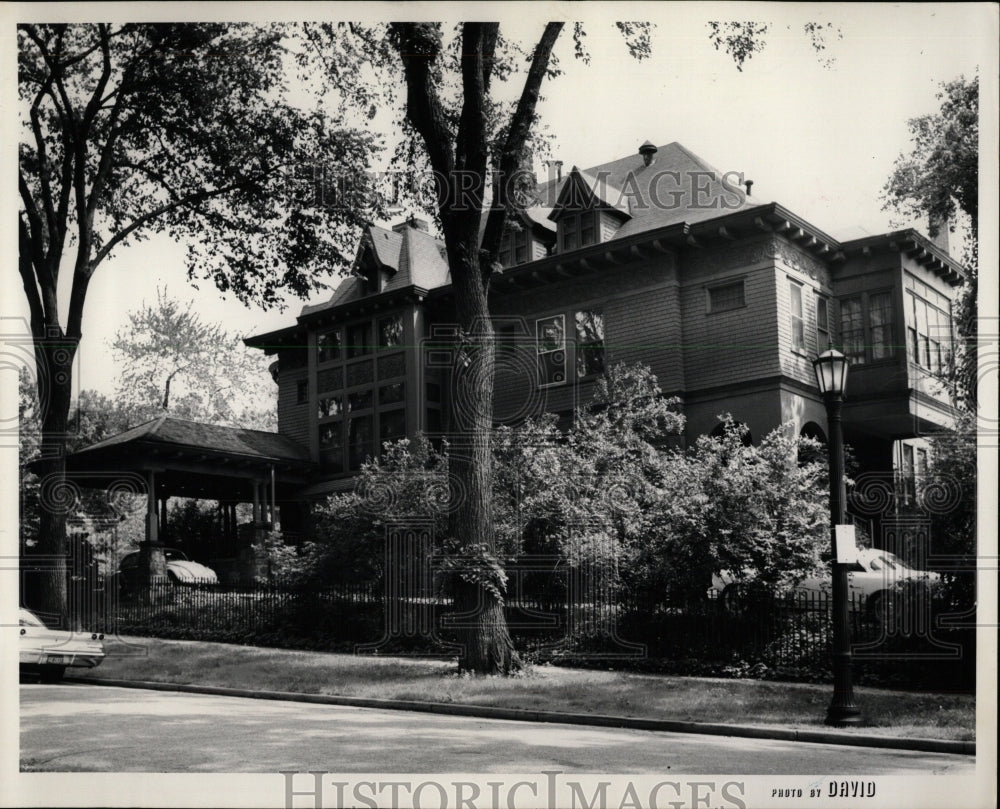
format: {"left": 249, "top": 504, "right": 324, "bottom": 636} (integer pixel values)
{"left": 80, "top": 636, "right": 975, "bottom": 741}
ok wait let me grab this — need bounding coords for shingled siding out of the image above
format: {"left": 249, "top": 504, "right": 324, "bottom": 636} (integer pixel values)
{"left": 277, "top": 368, "right": 310, "bottom": 448}
{"left": 679, "top": 238, "right": 781, "bottom": 392}
{"left": 603, "top": 282, "right": 683, "bottom": 393}
{"left": 773, "top": 238, "right": 836, "bottom": 388}
{"left": 490, "top": 257, "right": 679, "bottom": 419}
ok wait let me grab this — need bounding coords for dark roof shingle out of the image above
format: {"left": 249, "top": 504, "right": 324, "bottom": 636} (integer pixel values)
{"left": 75, "top": 415, "right": 311, "bottom": 462}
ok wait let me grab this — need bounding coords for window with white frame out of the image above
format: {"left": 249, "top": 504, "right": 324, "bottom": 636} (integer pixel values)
{"left": 906, "top": 284, "right": 952, "bottom": 375}
{"left": 789, "top": 281, "right": 805, "bottom": 353}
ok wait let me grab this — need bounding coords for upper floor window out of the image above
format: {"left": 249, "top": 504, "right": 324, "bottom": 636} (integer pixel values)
{"left": 348, "top": 390, "right": 373, "bottom": 412}
{"left": 500, "top": 225, "right": 531, "bottom": 267}
{"left": 318, "top": 328, "right": 342, "bottom": 363}
{"left": 348, "top": 415, "right": 373, "bottom": 471}
{"left": 839, "top": 291, "right": 895, "bottom": 365}
{"left": 706, "top": 280, "right": 745, "bottom": 314}
{"left": 346, "top": 322, "right": 371, "bottom": 359}
{"left": 840, "top": 297, "right": 865, "bottom": 365}
{"left": 789, "top": 282, "right": 805, "bottom": 353}
{"left": 378, "top": 314, "right": 404, "bottom": 351}
{"left": 558, "top": 211, "right": 599, "bottom": 252}
{"left": 816, "top": 295, "right": 831, "bottom": 351}
{"left": 379, "top": 410, "right": 406, "bottom": 450}
{"left": 906, "top": 288, "right": 951, "bottom": 375}
{"left": 318, "top": 394, "right": 343, "bottom": 419}
{"left": 536, "top": 314, "right": 566, "bottom": 387}
{"left": 575, "top": 310, "right": 605, "bottom": 377}
{"left": 380, "top": 382, "right": 405, "bottom": 405}
{"left": 318, "top": 422, "right": 344, "bottom": 473}
{"left": 868, "top": 291, "right": 895, "bottom": 361}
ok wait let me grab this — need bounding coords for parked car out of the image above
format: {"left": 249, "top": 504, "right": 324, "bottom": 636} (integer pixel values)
{"left": 19, "top": 608, "right": 105, "bottom": 683}
{"left": 712, "top": 548, "right": 940, "bottom": 621}
{"left": 117, "top": 547, "right": 219, "bottom": 591}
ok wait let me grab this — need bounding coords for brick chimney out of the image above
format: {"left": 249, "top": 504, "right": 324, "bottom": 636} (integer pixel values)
{"left": 929, "top": 216, "right": 950, "bottom": 255}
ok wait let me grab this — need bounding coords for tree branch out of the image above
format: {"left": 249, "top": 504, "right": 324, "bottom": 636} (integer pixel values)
{"left": 456, "top": 23, "right": 492, "bottom": 177}
{"left": 390, "top": 24, "right": 455, "bottom": 192}
{"left": 18, "top": 172, "right": 57, "bottom": 302}
{"left": 28, "top": 73, "right": 59, "bottom": 240}
{"left": 18, "top": 218, "right": 46, "bottom": 335}
{"left": 89, "top": 179, "right": 256, "bottom": 269}
{"left": 482, "top": 22, "right": 563, "bottom": 278}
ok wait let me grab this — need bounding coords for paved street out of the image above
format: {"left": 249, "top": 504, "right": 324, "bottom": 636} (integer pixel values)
{"left": 21, "top": 683, "right": 974, "bottom": 774}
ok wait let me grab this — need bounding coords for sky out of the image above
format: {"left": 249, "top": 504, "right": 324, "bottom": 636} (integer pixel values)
{"left": 2, "top": 2, "right": 997, "bottom": 401}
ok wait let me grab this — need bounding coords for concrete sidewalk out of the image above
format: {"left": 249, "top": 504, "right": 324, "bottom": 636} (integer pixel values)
{"left": 69, "top": 675, "right": 975, "bottom": 757}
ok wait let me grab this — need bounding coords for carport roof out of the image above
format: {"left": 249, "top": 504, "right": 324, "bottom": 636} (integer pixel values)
{"left": 74, "top": 415, "right": 311, "bottom": 463}
{"left": 47, "top": 416, "right": 315, "bottom": 501}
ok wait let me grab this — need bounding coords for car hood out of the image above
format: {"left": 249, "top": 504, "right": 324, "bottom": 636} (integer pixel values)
{"left": 168, "top": 560, "right": 218, "bottom": 582}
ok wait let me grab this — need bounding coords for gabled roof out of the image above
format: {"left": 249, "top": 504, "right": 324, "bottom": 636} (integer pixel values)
{"left": 250, "top": 142, "right": 759, "bottom": 337}
{"left": 535, "top": 142, "right": 753, "bottom": 238}
{"left": 73, "top": 415, "right": 312, "bottom": 463}
{"left": 301, "top": 224, "right": 450, "bottom": 318}
{"left": 548, "top": 165, "right": 630, "bottom": 219}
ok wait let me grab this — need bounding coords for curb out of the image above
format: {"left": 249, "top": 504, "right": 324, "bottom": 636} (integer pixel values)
{"left": 66, "top": 676, "right": 975, "bottom": 756}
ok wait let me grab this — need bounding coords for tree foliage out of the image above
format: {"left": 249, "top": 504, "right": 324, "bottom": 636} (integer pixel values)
{"left": 882, "top": 74, "right": 979, "bottom": 410}
{"left": 924, "top": 411, "right": 977, "bottom": 613}
{"left": 110, "top": 289, "right": 277, "bottom": 430}
{"left": 299, "top": 367, "right": 828, "bottom": 625}
{"left": 708, "top": 21, "right": 842, "bottom": 71}
{"left": 652, "top": 419, "right": 828, "bottom": 600}
{"left": 18, "top": 22, "right": 377, "bottom": 618}
{"left": 882, "top": 75, "right": 979, "bottom": 242}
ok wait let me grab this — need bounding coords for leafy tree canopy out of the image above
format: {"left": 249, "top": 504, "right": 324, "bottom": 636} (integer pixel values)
{"left": 109, "top": 288, "right": 277, "bottom": 430}
{"left": 882, "top": 74, "right": 979, "bottom": 241}
{"left": 882, "top": 74, "right": 979, "bottom": 409}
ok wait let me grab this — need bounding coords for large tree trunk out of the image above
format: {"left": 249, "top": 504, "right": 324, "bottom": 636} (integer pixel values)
{"left": 447, "top": 240, "right": 519, "bottom": 674}
{"left": 26, "top": 333, "right": 77, "bottom": 628}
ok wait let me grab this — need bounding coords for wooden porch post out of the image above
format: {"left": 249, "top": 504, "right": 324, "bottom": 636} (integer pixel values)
{"left": 159, "top": 496, "right": 168, "bottom": 544}
{"left": 138, "top": 470, "right": 167, "bottom": 584}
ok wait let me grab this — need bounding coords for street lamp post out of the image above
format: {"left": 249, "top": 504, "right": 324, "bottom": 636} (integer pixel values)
{"left": 813, "top": 349, "right": 862, "bottom": 726}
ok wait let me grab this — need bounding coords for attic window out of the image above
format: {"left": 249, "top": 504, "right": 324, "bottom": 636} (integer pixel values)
{"left": 559, "top": 211, "right": 599, "bottom": 252}
{"left": 500, "top": 226, "right": 531, "bottom": 266}
{"left": 359, "top": 265, "right": 381, "bottom": 295}
{"left": 707, "top": 280, "right": 745, "bottom": 313}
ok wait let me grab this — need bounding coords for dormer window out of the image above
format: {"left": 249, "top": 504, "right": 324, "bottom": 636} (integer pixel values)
{"left": 358, "top": 264, "right": 381, "bottom": 295}
{"left": 559, "top": 211, "right": 599, "bottom": 252}
{"left": 500, "top": 225, "right": 531, "bottom": 267}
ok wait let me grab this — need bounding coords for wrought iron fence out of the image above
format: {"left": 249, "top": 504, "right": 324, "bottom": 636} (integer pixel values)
{"left": 84, "top": 575, "right": 974, "bottom": 692}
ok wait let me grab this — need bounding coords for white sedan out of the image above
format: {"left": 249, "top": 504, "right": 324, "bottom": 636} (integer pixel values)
{"left": 19, "top": 608, "right": 105, "bottom": 682}
{"left": 713, "top": 549, "right": 940, "bottom": 620}
{"left": 118, "top": 547, "right": 219, "bottom": 590}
